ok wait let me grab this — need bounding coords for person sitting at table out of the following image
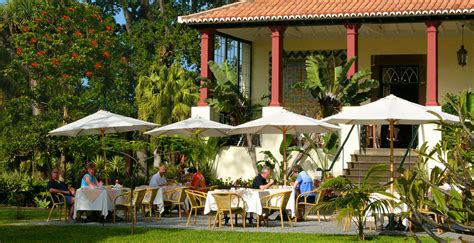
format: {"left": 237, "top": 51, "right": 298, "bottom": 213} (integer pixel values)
{"left": 291, "top": 165, "right": 315, "bottom": 220}
{"left": 187, "top": 167, "right": 206, "bottom": 191}
{"left": 81, "top": 163, "right": 99, "bottom": 188}
{"left": 48, "top": 168, "right": 76, "bottom": 220}
{"left": 149, "top": 165, "right": 168, "bottom": 187}
{"left": 251, "top": 166, "right": 274, "bottom": 190}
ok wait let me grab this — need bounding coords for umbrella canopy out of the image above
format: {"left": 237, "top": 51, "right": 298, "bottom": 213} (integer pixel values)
{"left": 229, "top": 109, "right": 340, "bottom": 185}
{"left": 144, "top": 116, "right": 234, "bottom": 137}
{"left": 48, "top": 110, "right": 157, "bottom": 137}
{"left": 229, "top": 109, "right": 340, "bottom": 135}
{"left": 323, "top": 94, "right": 459, "bottom": 125}
{"left": 323, "top": 94, "right": 460, "bottom": 194}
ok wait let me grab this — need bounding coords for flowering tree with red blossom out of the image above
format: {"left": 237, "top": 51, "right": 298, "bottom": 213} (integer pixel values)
{"left": 9, "top": 0, "right": 131, "bottom": 178}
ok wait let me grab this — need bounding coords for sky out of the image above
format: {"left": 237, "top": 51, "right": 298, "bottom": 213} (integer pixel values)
{"left": 0, "top": 0, "right": 126, "bottom": 25}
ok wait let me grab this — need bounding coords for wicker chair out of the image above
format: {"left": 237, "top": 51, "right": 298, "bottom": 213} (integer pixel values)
{"left": 260, "top": 190, "right": 293, "bottom": 228}
{"left": 295, "top": 189, "right": 326, "bottom": 222}
{"left": 163, "top": 187, "right": 188, "bottom": 218}
{"left": 185, "top": 190, "right": 209, "bottom": 226}
{"left": 141, "top": 187, "right": 159, "bottom": 222}
{"left": 113, "top": 188, "right": 146, "bottom": 223}
{"left": 212, "top": 192, "right": 246, "bottom": 229}
{"left": 47, "top": 192, "right": 68, "bottom": 222}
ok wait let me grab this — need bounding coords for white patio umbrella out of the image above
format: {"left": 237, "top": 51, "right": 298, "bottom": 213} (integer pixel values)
{"left": 49, "top": 110, "right": 158, "bottom": 184}
{"left": 324, "top": 94, "right": 460, "bottom": 193}
{"left": 229, "top": 109, "right": 340, "bottom": 185}
{"left": 144, "top": 116, "right": 234, "bottom": 137}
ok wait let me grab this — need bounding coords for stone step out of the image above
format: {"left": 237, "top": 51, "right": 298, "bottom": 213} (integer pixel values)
{"left": 344, "top": 168, "right": 402, "bottom": 177}
{"left": 350, "top": 154, "right": 418, "bottom": 162}
{"left": 352, "top": 148, "right": 417, "bottom": 156}
{"left": 346, "top": 161, "right": 418, "bottom": 170}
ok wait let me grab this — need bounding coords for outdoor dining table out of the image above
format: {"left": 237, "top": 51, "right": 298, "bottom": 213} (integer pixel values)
{"left": 73, "top": 187, "right": 131, "bottom": 219}
{"left": 203, "top": 187, "right": 296, "bottom": 218}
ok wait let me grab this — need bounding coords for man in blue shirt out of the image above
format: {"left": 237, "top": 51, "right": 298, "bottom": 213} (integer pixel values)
{"left": 291, "top": 165, "right": 315, "bottom": 220}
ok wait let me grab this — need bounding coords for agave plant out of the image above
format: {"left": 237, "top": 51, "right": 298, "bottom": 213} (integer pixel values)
{"left": 317, "top": 164, "right": 394, "bottom": 241}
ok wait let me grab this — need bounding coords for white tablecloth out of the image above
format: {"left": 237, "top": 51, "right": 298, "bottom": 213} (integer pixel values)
{"left": 73, "top": 187, "right": 129, "bottom": 219}
{"left": 204, "top": 188, "right": 296, "bottom": 217}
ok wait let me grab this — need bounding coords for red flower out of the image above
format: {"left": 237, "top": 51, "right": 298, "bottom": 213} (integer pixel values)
{"left": 44, "top": 34, "right": 51, "bottom": 40}
{"left": 41, "top": 11, "right": 47, "bottom": 16}
{"left": 58, "top": 27, "right": 65, "bottom": 32}
{"left": 34, "top": 17, "right": 41, "bottom": 23}
{"left": 68, "top": 8, "right": 75, "bottom": 12}
{"left": 74, "top": 31, "right": 82, "bottom": 37}
{"left": 51, "top": 58, "right": 59, "bottom": 66}
{"left": 94, "top": 63, "right": 102, "bottom": 69}
{"left": 105, "top": 25, "right": 112, "bottom": 31}
{"left": 31, "top": 62, "right": 39, "bottom": 68}
{"left": 88, "top": 29, "right": 96, "bottom": 34}
{"left": 16, "top": 48, "right": 21, "bottom": 55}
{"left": 21, "top": 27, "right": 29, "bottom": 32}
{"left": 62, "top": 74, "right": 71, "bottom": 79}
{"left": 120, "top": 56, "right": 128, "bottom": 64}
{"left": 90, "top": 40, "right": 97, "bottom": 47}
{"left": 30, "top": 38, "right": 38, "bottom": 44}
{"left": 103, "top": 51, "right": 110, "bottom": 58}
{"left": 85, "top": 71, "right": 93, "bottom": 77}
{"left": 62, "top": 15, "right": 70, "bottom": 20}
{"left": 36, "top": 51, "right": 46, "bottom": 56}
{"left": 71, "top": 53, "right": 79, "bottom": 59}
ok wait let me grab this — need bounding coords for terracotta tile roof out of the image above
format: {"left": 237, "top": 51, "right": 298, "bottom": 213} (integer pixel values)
{"left": 178, "top": 0, "right": 474, "bottom": 24}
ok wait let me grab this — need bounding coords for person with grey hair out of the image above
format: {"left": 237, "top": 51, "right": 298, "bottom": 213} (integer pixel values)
{"left": 251, "top": 166, "right": 274, "bottom": 189}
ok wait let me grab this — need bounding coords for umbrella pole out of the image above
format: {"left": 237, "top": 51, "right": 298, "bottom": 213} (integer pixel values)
{"left": 101, "top": 129, "right": 108, "bottom": 186}
{"left": 283, "top": 128, "right": 287, "bottom": 186}
{"left": 389, "top": 120, "right": 394, "bottom": 195}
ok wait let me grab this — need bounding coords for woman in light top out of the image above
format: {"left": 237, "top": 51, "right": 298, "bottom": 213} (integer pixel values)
{"left": 81, "top": 163, "right": 99, "bottom": 188}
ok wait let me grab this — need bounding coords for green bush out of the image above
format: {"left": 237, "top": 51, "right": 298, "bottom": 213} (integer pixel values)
{"left": 0, "top": 171, "right": 47, "bottom": 206}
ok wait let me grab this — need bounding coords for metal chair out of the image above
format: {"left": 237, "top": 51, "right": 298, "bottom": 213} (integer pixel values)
{"left": 47, "top": 192, "right": 67, "bottom": 222}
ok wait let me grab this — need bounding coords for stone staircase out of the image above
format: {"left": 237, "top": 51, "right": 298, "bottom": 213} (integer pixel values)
{"left": 344, "top": 148, "right": 419, "bottom": 185}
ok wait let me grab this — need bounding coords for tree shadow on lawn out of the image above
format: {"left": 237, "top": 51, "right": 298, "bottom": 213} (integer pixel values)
{"left": 0, "top": 225, "right": 433, "bottom": 242}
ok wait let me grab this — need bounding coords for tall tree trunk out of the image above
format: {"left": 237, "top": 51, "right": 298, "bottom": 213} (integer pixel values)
{"left": 136, "top": 149, "right": 147, "bottom": 178}
{"left": 245, "top": 134, "right": 259, "bottom": 174}
{"left": 59, "top": 105, "right": 69, "bottom": 181}
{"left": 119, "top": 0, "right": 133, "bottom": 34}
{"left": 158, "top": 0, "right": 169, "bottom": 36}
{"left": 125, "top": 149, "right": 133, "bottom": 175}
{"left": 140, "top": 0, "right": 153, "bottom": 21}
{"left": 30, "top": 79, "right": 40, "bottom": 115}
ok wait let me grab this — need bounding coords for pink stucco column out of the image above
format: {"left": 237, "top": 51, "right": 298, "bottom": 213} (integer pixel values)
{"left": 199, "top": 28, "right": 215, "bottom": 106}
{"left": 269, "top": 26, "right": 286, "bottom": 107}
{"left": 344, "top": 24, "right": 361, "bottom": 79}
{"left": 425, "top": 21, "right": 441, "bottom": 106}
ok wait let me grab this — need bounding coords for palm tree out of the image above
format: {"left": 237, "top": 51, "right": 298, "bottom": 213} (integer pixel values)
{"left": 317, "top": 164, "right": 394, "bottom": 241}
{"left": 135, "top": 63, "right": 199, "bottom": 124}
{"left": 293, "top": 55, "right": 378, "bottom": 118}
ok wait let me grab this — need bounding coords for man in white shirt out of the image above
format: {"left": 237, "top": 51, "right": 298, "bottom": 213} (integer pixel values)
{"left": 149, "top": 165, "right": 168, "bottom": 186}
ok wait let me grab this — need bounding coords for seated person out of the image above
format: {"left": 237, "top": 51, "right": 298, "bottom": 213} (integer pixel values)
{"left": 81, "top": 163, "right": 99, "bottom": 188}
{"left": 291, "top": 165, "right": 315, "bottom": 220}
{"left": 187, "top": 167, "right": 206, "bottom": 191}
{"left": 251, "top": 166, "right": 274, "bottom": 190}
{"left": 48, "top": 168, "right": 75, "bottom": 220}
{"left": 149, "top": 165, "right": 168, "bottom": 187}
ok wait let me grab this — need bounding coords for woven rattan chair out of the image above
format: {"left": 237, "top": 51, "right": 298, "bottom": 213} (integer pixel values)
{"left": 295, "top": 189, "right": 326, "bottom": 222}
{"left": 141, "top": 187, "right": 159, "bottom": 222}
{"left": 185, "top": 189, "right": 210, "bottom": 226}
{"left": 260, "top": 190, "right": 293, "bottom": 228}
{"left": 113, "top": 188, "right": 146, "bottom": 223}
{"left": 164, "top": 187, "right": 188, "bottom": 218}
{"left": 212, "top": 192, "right": 246, "bottom": 229}
{"left": 47, "top": 192, "right": 67, "bottom": 222}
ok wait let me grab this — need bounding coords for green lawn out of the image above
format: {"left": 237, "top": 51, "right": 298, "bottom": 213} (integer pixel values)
{"left": 0, "top": 207, "right": 434, "bottom": 242}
